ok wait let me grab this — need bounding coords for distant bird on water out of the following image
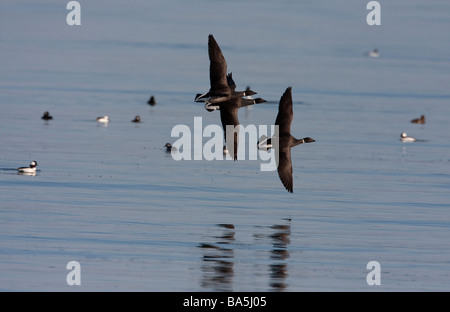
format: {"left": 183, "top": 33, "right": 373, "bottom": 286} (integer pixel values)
{"left": 165, "top": 143, "right": 177, "bottom": 153}
{"left": 17, "top": 161, "right": 38, "bottom": 174}
{"left": 132, "top": 116, "right": 141, "bottom": 123}
{"left": 96, "top": 116, "right": 109, "bottom": 123}
{"left": 400, "top": 132, "right": 416, "bottom": 142}
{"left": 367, "top": 49, "right": 379, "bottom": 58}
{"left": 258, "top": 87, "right": 315, "bottom": 193}
{"left": 41, "top": 111, "right": 53, "bottom": 120}
{"left": 148, "top": 96, "right": 156, "bottom": 106}
{"left": 411, "top": 115, "right": 425, "bottom": 124}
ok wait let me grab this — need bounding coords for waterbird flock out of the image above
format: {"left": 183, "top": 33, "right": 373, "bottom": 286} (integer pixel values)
{"left": 18, "top": 34, "right": 427, "bottom": 193}
{"left": 400, "top": 114, "right": 426, "bottom": 143}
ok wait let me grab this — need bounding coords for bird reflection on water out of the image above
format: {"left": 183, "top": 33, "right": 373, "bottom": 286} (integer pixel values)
{"left": 198, "top": 224, "right": 235, "bottom": 291}
{"left": 268, "top": 222, "right": 291, "bottom": 290}
{"left": 198, "top": 219, "right": 291, "bottom": 291}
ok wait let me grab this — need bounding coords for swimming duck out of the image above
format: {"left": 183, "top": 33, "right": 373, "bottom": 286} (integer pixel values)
{"left": 148, "top": 96, "right": 156, "bottom": 106}
{"left": 411, "top": 115, "right": 425, "bottom": 124}
{"left": 400, "top": 132, "right": 416, "bottom": 142}
{"left": 367, "top": 49, "right": 379, "bottom": 58}
{"left": 165, "top": 143, "right": 177, "bottom": 153}
{"left": 132, "top": 116, "right": 141, "bottom": 123}
{"left": 17, "top": 161, "right": 38, "bottom": 174}
{"left": 41, "top": 111, "right": 53, "bottom": 120}
{"left": 96, "top": 116, "right": 109, "bottom": 123}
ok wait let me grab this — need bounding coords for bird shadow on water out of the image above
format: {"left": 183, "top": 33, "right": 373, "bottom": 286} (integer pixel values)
{"left": 198, "top": 218, "right": 291, "bottom": 291}
{"left": 198, "top": 223, "right": 235, "bottom": 292}
{"left": 254, "top": 219, "right": 291, "bottom": 291}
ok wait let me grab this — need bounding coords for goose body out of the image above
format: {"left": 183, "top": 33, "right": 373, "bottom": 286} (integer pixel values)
{"left": 259, "top": 87, "right": 315, "bottom": 193}
{"left": 216, "top": 96, "right": 267, "bottom": 160}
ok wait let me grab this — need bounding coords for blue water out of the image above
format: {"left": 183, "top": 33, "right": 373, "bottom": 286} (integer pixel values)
{"left": 1, "top": 0, "right": 450, "bottom": 291}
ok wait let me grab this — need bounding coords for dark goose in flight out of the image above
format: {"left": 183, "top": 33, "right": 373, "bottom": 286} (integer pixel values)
{"left": 195, "top": 34, "right": 256, "bottom": 104}
{"left": 259, "top": 87, "right": 315, "bottom": 193}
{"left": 219, "top": 96, "right": 267, "bottom": 160}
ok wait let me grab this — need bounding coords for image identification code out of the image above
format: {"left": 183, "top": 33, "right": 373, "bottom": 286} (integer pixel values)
{"left": 183, "top": 296, "right": 267, "bottom": 309}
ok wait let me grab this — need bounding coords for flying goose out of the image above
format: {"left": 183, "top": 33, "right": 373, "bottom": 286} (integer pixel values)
{"left": 259, "top": 87, "right": 315, "bottom": 193}
{"left": 195, "top": 34, "right": 256, "bottom": 104}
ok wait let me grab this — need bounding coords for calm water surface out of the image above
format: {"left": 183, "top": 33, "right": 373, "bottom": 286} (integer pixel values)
{"left": 1, "top": 0, "right": 450, "bottom": 291}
